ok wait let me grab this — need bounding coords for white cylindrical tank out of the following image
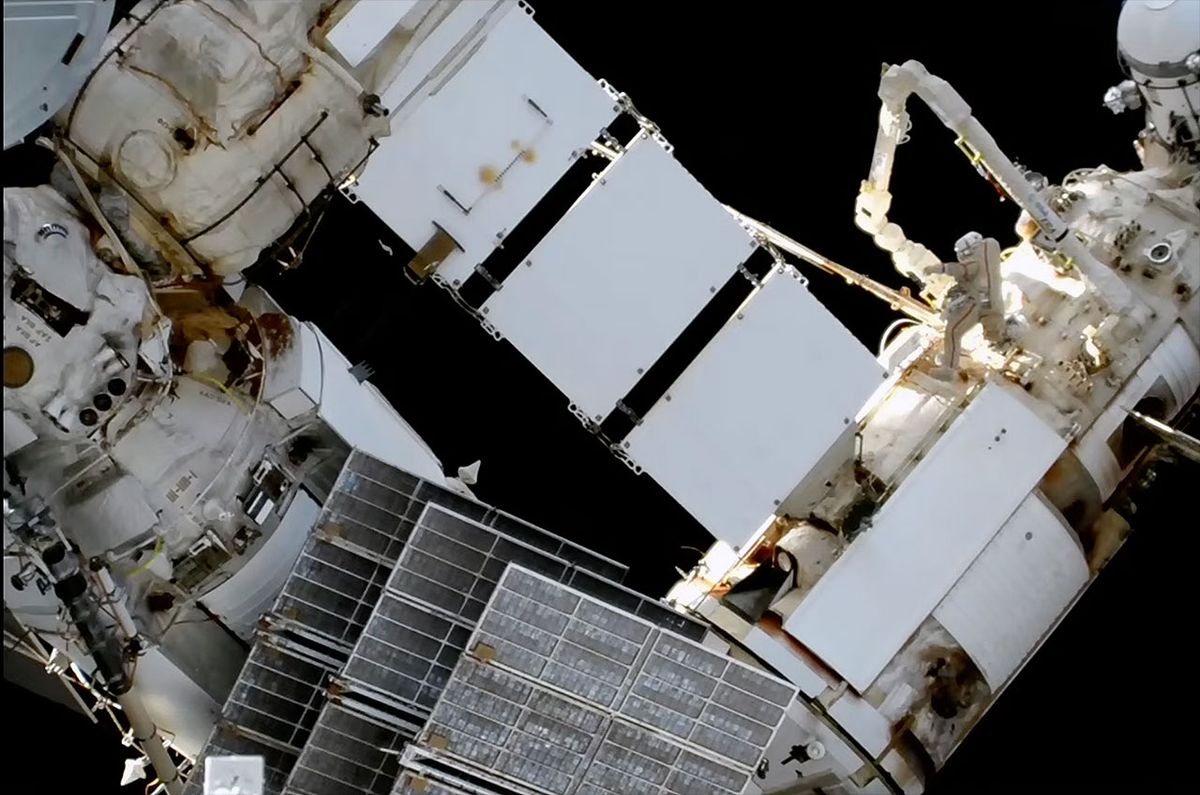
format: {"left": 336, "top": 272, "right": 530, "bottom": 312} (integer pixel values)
{"left": 1117, "top": 0, "right": 1200, "bottom": 152}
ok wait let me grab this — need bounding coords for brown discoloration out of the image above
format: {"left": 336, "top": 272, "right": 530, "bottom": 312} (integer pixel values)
{"left": 321, "top": 523, "right": 345, "bottom": 540}
{"left": 176, "top": 307, "right": 240, "bottom": 344}
{"left": 920, "top": 647, "right": 984, "bottom": 720}
{"left": 257, "top": 312, "right": 295, "bottom": 355}
{"left": 472, "top": 642, "right": 496, "bottom": 662}
{"left": 326, "top": 677, "right": 345, "bottom": 706}
{"left": 479, "top": 165, "right": 500, "bottom": 185}
{"left": 408, "top": 227, "right": 460, "bottom": 280}
{"left": 426, "top": 734, "right": 449, "bottom": 750}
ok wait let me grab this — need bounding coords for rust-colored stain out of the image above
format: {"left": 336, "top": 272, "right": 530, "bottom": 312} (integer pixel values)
{"left": 408, "top": 228, "right": 459, "bottom": 280}
{"left": 177, "top": 306, "right": 240, "bottom": 343}
{"left": 510, "top": 140, "right": 537, "bottom": 163}
{"left": 257, "top": 311, "right": 294, "bottom": 355}
{"left": 479, "top": 165, "right": 500, "bottom": 184}
{"left": 427, "top": 734, "right": 449, "bottom": 750}
{"left": 473, "top": 642, "right": 496, "bottom": 662}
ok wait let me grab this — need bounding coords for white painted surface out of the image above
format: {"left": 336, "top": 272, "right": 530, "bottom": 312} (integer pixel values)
{"left": 356, "top": 4, "right": 614, "bottom": 286}
{"left": 486, "top": 136, "right": 757, "bottom": 421}
{"left": 827, "top": 693, "right": 892, "bottom": 757}
{"left": 624, "top": 269, "right": 884, "bottom": 547}
{"left": 2, "top": 409, "right": 36, "bottom": 454}
{"left": 1075, "top": 323, "right": 1200, "bottom": 499}
{"left": 784, "top": 382, "right": 1067, "bottom": 692}
{"left": 326, "top": 0, "right": 419, "bottom": 67}
{"left": 933, "top": 492, "right": 1088, "bottom": 689}
{"left": 134, "top": 649, "right": 222, "bottom": 759}
{"left": 741, "top": 625, "right": 830, "bottom": 698}
{"left": 378, "top": 0, "right": 503, "bottom": 120}
{"left": 307, "top": 324, "right": 445, "bottom": 483}
{"left": 202, "top": 490, "right": 322, "bottom": 639}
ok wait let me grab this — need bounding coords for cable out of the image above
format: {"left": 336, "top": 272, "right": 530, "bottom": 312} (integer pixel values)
{"left": 878, "top": 318, "right": 919, "bottom": 358}
{"left": 128, "top": 537, "right": 164, "bottom": 578}
{"left": 189, "top": 373, "right": 250, "bottom": 414}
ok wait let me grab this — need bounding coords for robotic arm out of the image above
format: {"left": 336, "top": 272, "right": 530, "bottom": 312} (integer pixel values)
{"left": 855, "top": 59, "right": 1144, "bottom": 368}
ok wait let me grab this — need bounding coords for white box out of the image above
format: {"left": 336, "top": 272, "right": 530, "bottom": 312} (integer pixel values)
{"left": 204, "top": 755, "right": 264, "bottom": 795}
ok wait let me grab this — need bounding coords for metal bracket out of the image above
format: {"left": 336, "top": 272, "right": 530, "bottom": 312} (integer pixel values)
{"left": 473, "top": 265, "right": 503, "bottom": 292}
{"left": 613, "top": 400, "right": 642, "bottom": 427}
{"left": 431, "top": 275, "right": 503, "bottom": 340}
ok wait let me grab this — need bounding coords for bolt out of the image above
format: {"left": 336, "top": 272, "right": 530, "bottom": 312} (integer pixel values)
{"left": 636, "top": 368, "right": 644, "bottom": 375}
{"left": 1024, "top": 532, "right": 1033, "bottom": 540}
{"left": 525, "top": 260, "right": 532, "bottom": 267}
{"left": 710, "top": 286, "right": 717, "bottom": 294}
{"left": 664, "top": 395, "right": 672, "bottom": 402}
{"left": 481, "top": 307, "right": 489, "bottom": 314}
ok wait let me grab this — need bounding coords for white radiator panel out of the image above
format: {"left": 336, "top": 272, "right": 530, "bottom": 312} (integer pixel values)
{"left": 933, "top": 492, "right": 1088, "bottom": 689}
{"left": 783, "top": 382, "right": 1067, "bottom": 692}
{"left": 624, "top": 269, "right": 885, "bottom": 548}
{"left": 355, "top": 3, "right": 615, "bottom": 286}
{"left": 484, "top": 135, "right": 757, "bottom": 421}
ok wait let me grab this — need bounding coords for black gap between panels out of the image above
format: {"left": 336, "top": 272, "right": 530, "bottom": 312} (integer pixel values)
{"left": 458, "top": 112, "right": 646, "bottom": 309}
{"left": 457, "top": 151, "right": 603, "bottom": 308}
{"left": 599, "top": 246, "right": 776, "bottom": 442}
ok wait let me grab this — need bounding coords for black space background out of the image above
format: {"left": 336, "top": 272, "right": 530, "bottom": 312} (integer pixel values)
{"left": 7, "top": 2, "right": 1199, "bottom": 793}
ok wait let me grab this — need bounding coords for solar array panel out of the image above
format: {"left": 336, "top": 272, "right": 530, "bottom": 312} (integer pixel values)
{"left": 187, "top": 450, "right": 647, "bottom": 795}
{"left": 402, "top": 566, "right": 798, "bottom": 795}
{"left": 284, "top": 502, "right": 707, "bottom": 795}
{"left": 285, "top": 705, "right": 407, "bottom": 795}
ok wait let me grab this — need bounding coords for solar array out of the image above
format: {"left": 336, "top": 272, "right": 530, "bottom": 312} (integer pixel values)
{"left": 400, "top": 566, "right": 799, "bottom": 795}
{"left": 184, "top": 451, "right": 706, "bottom": 795}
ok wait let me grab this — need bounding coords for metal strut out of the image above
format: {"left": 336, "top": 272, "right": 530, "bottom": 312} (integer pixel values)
{"left": 727, "top": 208, "right": 941, "bottom": 326}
